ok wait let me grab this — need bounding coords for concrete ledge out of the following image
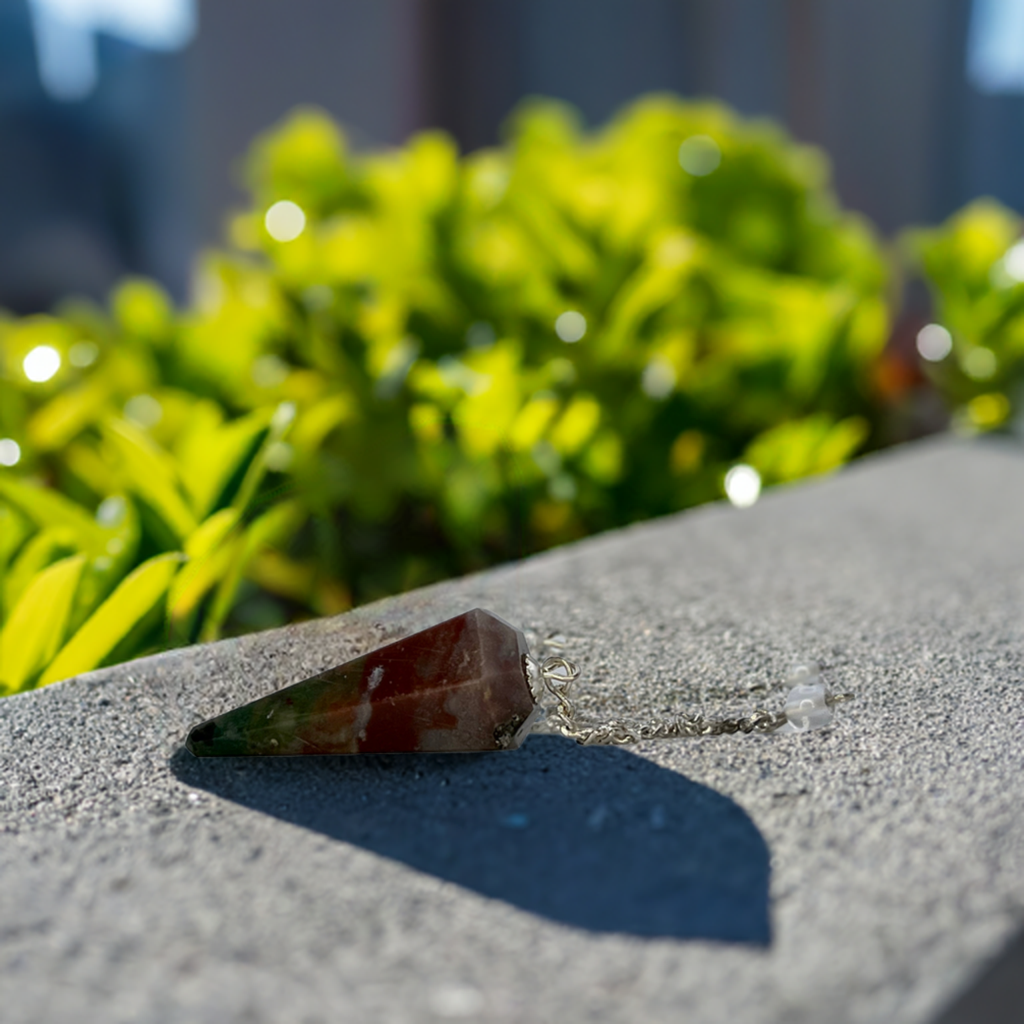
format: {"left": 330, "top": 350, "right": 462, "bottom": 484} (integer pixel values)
{"left": 2, "top": 436, "right": 1024, "bottom": 1023}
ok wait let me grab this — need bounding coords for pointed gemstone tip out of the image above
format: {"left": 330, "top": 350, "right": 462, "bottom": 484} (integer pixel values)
{"left": 185, "top": 720, "right": 216, "bottom": 757}
{"left": 186, "top": 608, "right": 537, "bottom": 756}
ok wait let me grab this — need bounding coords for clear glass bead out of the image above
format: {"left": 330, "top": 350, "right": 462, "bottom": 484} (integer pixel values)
{"left": 782, "top": 662, "right": 832, "bottom": 732}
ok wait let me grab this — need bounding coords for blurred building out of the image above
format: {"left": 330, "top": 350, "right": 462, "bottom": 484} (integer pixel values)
{"left": 0, "top": 0, "right": 193, "bottom": 310}
{"left": 2, "top": 0, "right": 1024, "bottom": 312}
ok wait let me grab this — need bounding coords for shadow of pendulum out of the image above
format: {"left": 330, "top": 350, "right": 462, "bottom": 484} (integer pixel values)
{"left": 170, "top": 734, "right": 771, "bottom": 944}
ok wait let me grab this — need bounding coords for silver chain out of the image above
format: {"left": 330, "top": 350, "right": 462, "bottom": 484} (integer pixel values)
{"left": 532, "top": 655, "right": 851, "bottom": 746}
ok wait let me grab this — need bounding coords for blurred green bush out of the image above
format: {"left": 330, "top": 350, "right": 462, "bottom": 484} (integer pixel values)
{"left": 906, "top": 199, "right": 1024, "bottom": 433}
{"left": 0, "top": 96, "right": 893, "bottom": 694}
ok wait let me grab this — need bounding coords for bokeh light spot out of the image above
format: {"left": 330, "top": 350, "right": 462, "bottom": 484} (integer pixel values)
{"left": 272, "top": 401, "right": 297, "bottom": 430}
{"left": 1004, "top": 240, "right": 1024, "bottom": 281}
{"left": 678, "top": 135, "right": 721, "bottom": 176}
{"left": 916, "top": 323, "right": 953, "bottom": 362}
{"left": 69, "top": 341, "right": 99, "bottom": 367}
{"left": 548, "top": 473, "right": 577, "bottom": 502}
{"left": 725, "top": 464, "right": 761, "bottom": 508}
{"left": 963, "top": 346, "right": 997, "bottom": 380}
{"left": 96, "top": 495, "right": 127, "bottom": 527}
{"left": 303, "top": 284, "right": 333, "bottom": 311}
{"left": 0, "top": 438, "right": 21, "bottom": 467}
{"left": 264, "top": 441, "right": 294, "bottom": 472}
{"left": 23, "top": 344, "right": 62, "bottom": 383}
{"left": 252, "top": 354, "right": 289, "bottom": 389}
{"left": 265, "top": 200, "right": 306, "bottom": 242}
{"left": 967, "top": 392, "right": 1010, "bottom": 429}
{"left": 124, "top": 394, "right": 163, "bottom": 428}
{"left": 641, "top": 358, "right": 677, "bottom": 399}
{"left": 555, "top": 310, "right": 587, "bottom": 342}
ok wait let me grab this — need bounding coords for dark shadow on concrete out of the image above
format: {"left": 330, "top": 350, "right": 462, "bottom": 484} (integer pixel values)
{"left": 170, "top": 735, "right": 770, "bottom": 943}
{"left": 931, "top": 927, "right": 1024, "bottom": 1024}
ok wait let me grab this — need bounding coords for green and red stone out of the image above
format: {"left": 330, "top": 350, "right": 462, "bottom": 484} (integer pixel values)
{"left": 185, "top": 609, "right": 540, "bottom": 756}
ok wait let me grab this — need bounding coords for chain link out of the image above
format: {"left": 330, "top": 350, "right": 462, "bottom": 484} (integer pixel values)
{"left": 533, "top": 655, "right": 794, "bottom": 746}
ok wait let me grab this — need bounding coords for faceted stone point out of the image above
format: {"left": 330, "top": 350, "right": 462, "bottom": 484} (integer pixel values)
{"left": 186, "top": 609, "right": 539, "bottom": 756}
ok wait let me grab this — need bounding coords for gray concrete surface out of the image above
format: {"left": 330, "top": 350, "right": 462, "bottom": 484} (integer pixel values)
{"left": 3, "top": 436, "right": 1024, "bottom": 1024}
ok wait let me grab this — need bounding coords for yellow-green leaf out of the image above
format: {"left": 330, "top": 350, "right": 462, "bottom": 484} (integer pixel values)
{"left": 167, "top": 509, "right": 241, "bottom": 622}
{"left": 246, "top": 549, "right": 316, "bottom": 602}
{"left": 27, "top": 375, "right": 111, "bottom": 451}
{"left": 549, "top": 395, "right": 601, "bottom": 456}
{"left": 0, "top": 555, "right": 86, "bottom": 692}
{"left": 67, "top": 498, "right": 141, "bottom": 637}
{"left": 201, "top": 500, "right": 304, "bottom": 642}
{"left": 39, "top": 552, "right": 183, "bottom": 686}
{"left": 178, "top": 409, "right": 273, "bottom": 517}
{"left": 0, "top": 476, "right": 106, "bottom": 554}
{"left": 290, "top": 394, "right": 356, "bottom": 452}
{"left": 185, "top": 507, "right": 241, "bottom": 560}
{"left": 63, "top": 440, "right": 122, "bottom": 495}
{"left": 4, "top": 527, "right": 78, "bottom": 614}
{"left": 0, "top": 502, "right": 32, "bottom": 572}
{"left": 102, "top": 420, "right": 197, "bottom": 540}
{"left": 230, "top": 402, "right": 296, "bottom": 514}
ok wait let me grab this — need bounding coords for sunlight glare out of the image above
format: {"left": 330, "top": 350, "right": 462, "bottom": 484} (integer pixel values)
{"left": 725, "top": 464, "right": 761, "bottom": 508}
{"left": 678, "top": 135, "right": 721, "bottom": 176}
{"left": 23, "top": 345, "right": 62, "bottom": 383}
{"left": 0, "top": 439, "right": 21, "bottom": 467}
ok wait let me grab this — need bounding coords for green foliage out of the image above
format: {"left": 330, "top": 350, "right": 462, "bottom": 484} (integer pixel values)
{"left": 0, "top": 395, "right": 295, "bottom": 692}
{"left": 906, "top": 199, "right": 1024, "bottom": 432}
{"left": 0, "top": 96, "right": 892, "bottom": 693}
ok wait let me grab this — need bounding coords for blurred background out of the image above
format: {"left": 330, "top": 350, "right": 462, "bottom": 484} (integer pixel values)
{"left": 2, "top": 0, "right": 1024, "bottom": 314}
{"left": 9, "top": 0, "right": 1024, "bottom": 686}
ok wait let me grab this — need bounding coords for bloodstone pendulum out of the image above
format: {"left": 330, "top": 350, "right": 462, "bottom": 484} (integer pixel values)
{"left": 186, "top": 608, "right": 853, "bottom": 756}
{"left": 187, "top": 610, "right": 541, "bottom": 756}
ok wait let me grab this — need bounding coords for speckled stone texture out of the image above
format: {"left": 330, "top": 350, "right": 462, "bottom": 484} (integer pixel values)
{"left": 2, "top": 436, "right": 1024, "bottom": 1024}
